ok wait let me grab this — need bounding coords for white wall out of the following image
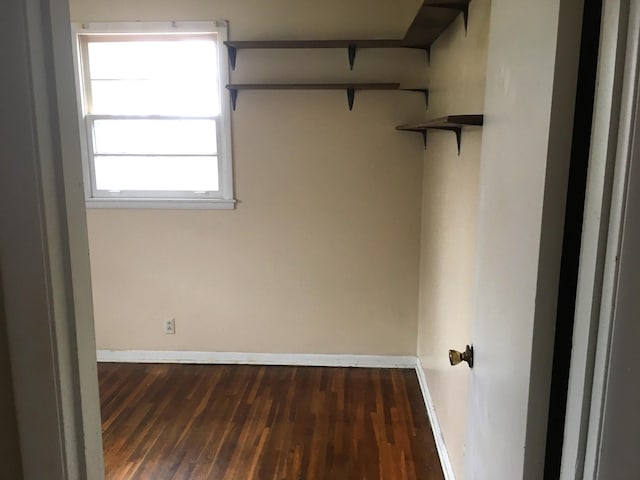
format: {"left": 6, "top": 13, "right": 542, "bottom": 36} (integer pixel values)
{"left": 72, "top": 0, "right": 427, "bottom": 355}
{"left": 416, "top": 1, "right": 491, "bottom": 477}
{"left": 465, "top": 0, "right": 583, "bottom": 478}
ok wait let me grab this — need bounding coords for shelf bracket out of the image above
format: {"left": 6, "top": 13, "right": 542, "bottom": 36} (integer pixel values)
{"left": 228, "top": 46, "right": 237, "bottom": 71}
{"left": 454, "top": 127, "right": 462, "bottom": 154}
{"left": 402, "top": 129, "right": 428, "bottom": 149}
{"left": 348, "top": 44, "right": 357, "bottom": 70}
{"left": 229, "top": 88, "right": 238, "bottom": 111}
{"left": 461, "top": 4, "right": 469, "bottom": 34}
{"left": 346, "top": 88, "right": 356, "bottom": 110}
{"left": 431, "top": 127, "right": 463, "bottom": 155}
{"left": 403, "top": 89, "right": 430, "bottom": 110}
{"left": 406, "top": 45, "right": 431, "bottom": 65}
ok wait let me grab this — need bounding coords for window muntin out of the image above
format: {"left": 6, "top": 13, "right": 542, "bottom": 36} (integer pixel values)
{"left": 74, "top": 22, "right": 234, "bottom": 208}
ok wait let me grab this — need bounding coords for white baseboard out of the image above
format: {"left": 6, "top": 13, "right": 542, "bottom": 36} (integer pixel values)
{"left": 96, "top": 349, "right": 417, "bottom": 369}
{"left": 415, "top": 358, "right": 456, "bottom": 480}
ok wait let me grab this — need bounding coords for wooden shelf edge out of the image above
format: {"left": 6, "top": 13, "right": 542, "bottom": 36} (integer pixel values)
{"left": 224, "top": 40, "right": 404, "bottom": 49}
{"left": 396, "top": 114, "right": 483, "bottom": 155}
{"left": 225, "top": 85, "right": 429, "bottom": 112}
{"left": 225, "top": 1, "right": 472, "bottom": 69}
{"left": 402, "top": 1, "right": 471, "bottom": 48}
{"left": 226, "top": 83, "right": 413, "bottom": 111}
{"left": 225, "top": 39, "right": 407, "bottom": 70}
{"left": 225, "top": 1, "right": 471, "bottom": 51}
{"left": 226, "top": 83, "right": 401, "bottom": 91}
{"left": 396, "top": 114, "right": 484, "bottom": 131}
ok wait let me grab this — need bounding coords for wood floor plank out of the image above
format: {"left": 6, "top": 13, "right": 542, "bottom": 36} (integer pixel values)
{"left": 99, "top": 364, "right": 444, "bottom": 480}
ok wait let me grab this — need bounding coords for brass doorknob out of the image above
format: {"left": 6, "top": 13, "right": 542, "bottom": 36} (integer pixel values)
{"left": 449, "top": 345, "right": 474, "bottom": 368}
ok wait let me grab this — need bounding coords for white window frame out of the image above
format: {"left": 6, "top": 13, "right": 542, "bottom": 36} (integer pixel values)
{"left": 71, "top": 21, "right": 235, "bottom": 209}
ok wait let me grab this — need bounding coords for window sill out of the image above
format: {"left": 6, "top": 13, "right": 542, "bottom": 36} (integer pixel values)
{"left": 85, "top": 198, "right": 237, "bottom": 210}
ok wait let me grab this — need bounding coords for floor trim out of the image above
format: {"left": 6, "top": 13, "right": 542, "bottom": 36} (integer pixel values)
{"left": 415, "top": 358, "right": 456, "bottom": 480}
{"left": 96, "top": 350, "right": 417, "bottom": 369}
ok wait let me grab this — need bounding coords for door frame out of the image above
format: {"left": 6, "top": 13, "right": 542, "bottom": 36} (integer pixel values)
{"left": 560, "top": 1, "right": 640, "bottom": 478}
{"left": 4, "top": 0, "right": 637, "bottom": 478}
{"left": 0, "top": 0, "right": 104, "bottom": 478}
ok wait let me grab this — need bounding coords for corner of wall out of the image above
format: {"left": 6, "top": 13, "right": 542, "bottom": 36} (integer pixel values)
{"left": 415, "top": 0, "right": 492, "bottom": 478}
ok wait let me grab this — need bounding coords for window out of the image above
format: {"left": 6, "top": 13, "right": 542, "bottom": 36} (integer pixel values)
{"left": 73, "top": 22, "right": 234, "bottom": 209}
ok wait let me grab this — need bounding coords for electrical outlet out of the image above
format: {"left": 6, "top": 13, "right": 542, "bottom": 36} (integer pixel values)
{"left": 165, "top": 318, "right": 176, "bottom": 335}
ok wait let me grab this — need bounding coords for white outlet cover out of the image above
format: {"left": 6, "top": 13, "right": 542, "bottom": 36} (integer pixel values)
{"left": 165, "top": 319, "right": 175, "bottom": 334}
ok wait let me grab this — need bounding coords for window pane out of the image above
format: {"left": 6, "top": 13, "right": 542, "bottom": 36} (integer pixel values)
{"left": 93, "top": 119, "right": 217, "bottom": 155}
{"left": 87, "top": 39, "right": 220, "bottom": 115}
{"left": 91, "top": 79, "right": 219, "bottom": 116}
{"left": 94, "top": 156, "right": 219, "bottom": 192}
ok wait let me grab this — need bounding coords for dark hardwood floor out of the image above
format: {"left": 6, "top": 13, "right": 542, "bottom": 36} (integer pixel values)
{"left": 98, "top": 363, "right": 444, "bottom": 480}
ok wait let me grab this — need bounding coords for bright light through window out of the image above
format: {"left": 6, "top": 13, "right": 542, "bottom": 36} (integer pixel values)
{"left": 87, "top": 39, "right": 220, "bottom": 116}
{"left": 92, "top": 119, "right": 217, "bottom": 155}
{"left": 74, "top": 22, "right": 234, "bottom": 207}
{"left": 94, "top": 156, "right": 219, "bottom": 192}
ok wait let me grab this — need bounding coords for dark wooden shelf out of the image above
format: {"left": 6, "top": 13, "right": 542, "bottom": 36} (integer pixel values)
{"left": 396, "top": 114, "right": 483, "bottom": 153}
{"left": 225, "top": 40, "right": 404, "bottom": 49}
{"left": 225, "top": 40, "right": 404, "bottom": 70}
{"left": 397, "top": 114, "right": 483, "bottom": 129}
{"left": 226, "top": 83, "right": 428, "bottom": 111}
{"left": 225, "top": 1, "right": 471, "bottom": 69}
{"left": 227, "top": 83, "right": 400, "bottom": 90}
{"left": 403, "top": 1, "right": 471, "bottom": 55}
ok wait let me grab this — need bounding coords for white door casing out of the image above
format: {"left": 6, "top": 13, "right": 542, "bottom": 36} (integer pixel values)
{"left": 591, "top": 57, "right": 640, "bottom": 478}
{"left": 0, "top": 0, "right": 105, "bottom": 478}
{"left": 560, "top": 1, "right": 639, "bottom": 478}
{"left": 583, "top": 2, "right": 640, "bottom": 475}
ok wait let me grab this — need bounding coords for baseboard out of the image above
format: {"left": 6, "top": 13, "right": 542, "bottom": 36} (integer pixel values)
{"left": 415, "top": 358, "right": 456, "bottom": 480}
{"left": 96, "top": 349, "right": 417, "bottom": 369}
